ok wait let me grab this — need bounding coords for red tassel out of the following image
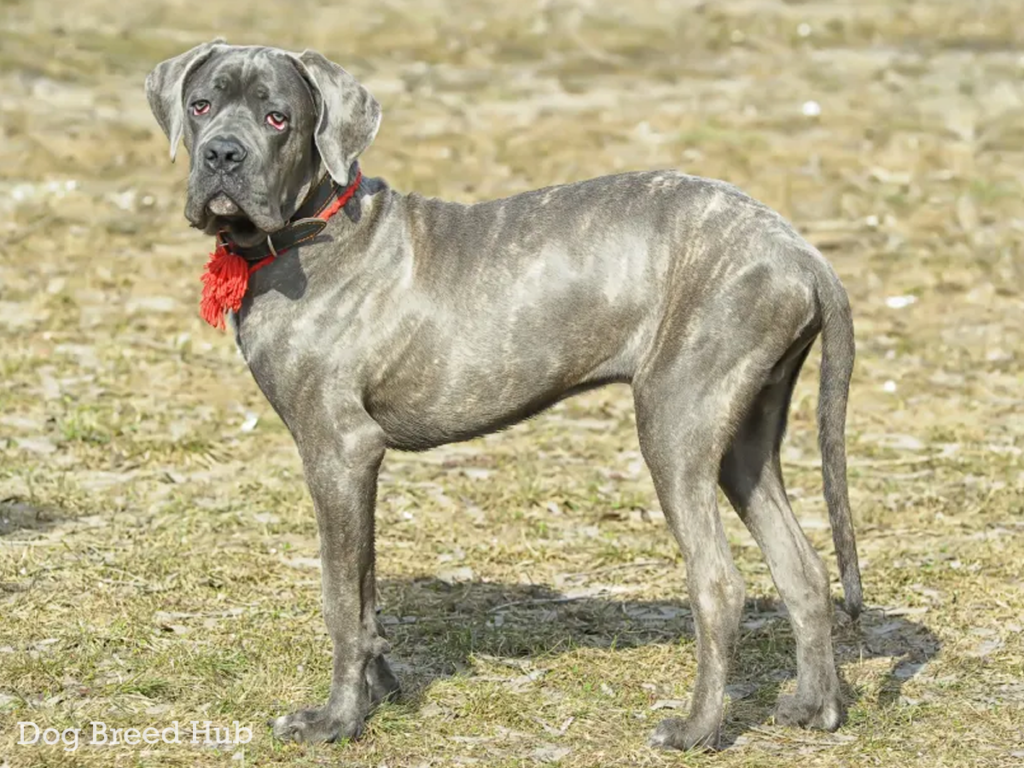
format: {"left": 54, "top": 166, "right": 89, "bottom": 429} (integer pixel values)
{"left": 199, "top": 242, "right": 252, "bottom": 329}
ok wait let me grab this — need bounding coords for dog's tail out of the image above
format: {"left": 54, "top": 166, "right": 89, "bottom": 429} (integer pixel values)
{"left": 815, "top": 262, "right": 862, "bottom": 619}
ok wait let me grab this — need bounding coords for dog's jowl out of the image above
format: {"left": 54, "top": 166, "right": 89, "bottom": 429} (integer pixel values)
{"left": 146, "top": 41, "right": 861, "bottom": 751}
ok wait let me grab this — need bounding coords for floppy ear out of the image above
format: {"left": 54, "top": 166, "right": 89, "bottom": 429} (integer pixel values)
{"left": 288, "top": 50, "right": 381, "bottom": 186}
{"left": 145, "top": 40, "right": 226, "bottom": 162}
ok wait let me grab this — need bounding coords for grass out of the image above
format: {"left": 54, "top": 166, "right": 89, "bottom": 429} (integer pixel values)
{"left": 1, "top": 0, "right": 1023, "bottom": 766}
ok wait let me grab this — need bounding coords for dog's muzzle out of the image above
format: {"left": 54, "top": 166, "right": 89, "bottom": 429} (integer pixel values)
{"left": 203, "top": 136, "right": 248, "bottom": 175}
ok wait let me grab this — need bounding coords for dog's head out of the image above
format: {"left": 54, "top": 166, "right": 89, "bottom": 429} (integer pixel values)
{"left": 146, "top": 42, "right": 380, "bottom": 246}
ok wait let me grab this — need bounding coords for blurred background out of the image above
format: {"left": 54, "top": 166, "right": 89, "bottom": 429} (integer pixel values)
{"left": 1, "top": 1, "right": 1022, "bottom": 766}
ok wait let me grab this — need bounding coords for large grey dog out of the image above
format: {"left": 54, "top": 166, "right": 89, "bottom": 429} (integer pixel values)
{"left": 146, "top": 41, "right": 861, "bottom": 751}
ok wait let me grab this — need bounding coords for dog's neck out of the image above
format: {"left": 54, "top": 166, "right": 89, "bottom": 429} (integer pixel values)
{"left": 222, "top": 162, "right": 364, "bottom": 263}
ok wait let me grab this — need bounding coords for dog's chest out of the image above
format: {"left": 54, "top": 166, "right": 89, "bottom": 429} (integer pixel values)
{"left": 226, "top": 311, "right": 244, "bottom": 354}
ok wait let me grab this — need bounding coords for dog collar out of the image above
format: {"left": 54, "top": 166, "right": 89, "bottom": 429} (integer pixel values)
{"left": 199, "top": 170, "right": 362, "bottom": 329}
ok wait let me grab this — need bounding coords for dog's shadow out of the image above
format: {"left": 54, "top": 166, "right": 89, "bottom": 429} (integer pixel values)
{"left": 0, "top": 499, "right": 66, "bottom": 538}
{"left": 377, "top": 577, "right": 940, "bottom": 745}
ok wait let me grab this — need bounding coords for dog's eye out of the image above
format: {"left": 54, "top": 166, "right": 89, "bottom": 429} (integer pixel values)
{"left": 191, "top": 100, "right": 211, "bottom": 117}
{"left": 266, "top": 112, "right": 288, "bottom": 131}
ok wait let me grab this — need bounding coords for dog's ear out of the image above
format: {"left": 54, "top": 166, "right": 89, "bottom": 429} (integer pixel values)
{"left": 288, "top": 50, "right": 381, "bottom": 186}
{"left": 146, "top": 40, "right": 226, "bottom": 162}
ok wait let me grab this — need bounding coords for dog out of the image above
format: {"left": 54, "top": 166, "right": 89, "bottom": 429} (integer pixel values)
{"left": 145, "top": 41, "right": 861, "bottom": 751}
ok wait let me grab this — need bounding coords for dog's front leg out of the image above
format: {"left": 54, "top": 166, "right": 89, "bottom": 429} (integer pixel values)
{"left": 272, "top": 412, "right": 398, "bottom": 744}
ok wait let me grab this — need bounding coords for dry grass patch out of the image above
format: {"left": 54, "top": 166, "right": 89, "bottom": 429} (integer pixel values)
{"left": 2, "top": 1, "right": 1023, "bottom": 766}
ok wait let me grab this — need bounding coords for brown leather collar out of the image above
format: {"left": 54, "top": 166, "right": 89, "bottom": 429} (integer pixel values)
{"left": 219, "top": 169, "right": 361, "bottom": 263}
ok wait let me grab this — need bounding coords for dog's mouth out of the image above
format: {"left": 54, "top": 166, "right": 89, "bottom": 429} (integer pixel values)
{"left": 207, "top": 192, "right": 242, "bottom": 218}
{"left": 186, "top": 172, "right": 287, "bottom": 246}
{"left": 191, "top": 191, "right": 283, "bottom": 247}
{"left": 206, "top": 193, "right": 263, "bottom": 243}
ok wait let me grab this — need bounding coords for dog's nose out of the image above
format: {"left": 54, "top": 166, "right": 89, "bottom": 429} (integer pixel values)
{"left": 204, "top": 137, "right": 248, "bottom": 173}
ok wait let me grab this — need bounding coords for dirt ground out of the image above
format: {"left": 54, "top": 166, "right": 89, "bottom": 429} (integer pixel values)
{"left": 1, "top": 0, "right": 1023, "bottom": 766}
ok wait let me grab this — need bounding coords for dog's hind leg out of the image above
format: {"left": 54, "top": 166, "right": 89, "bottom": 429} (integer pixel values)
{"left": 719, "top": 339, "right": 843, "bottom": 731}
{"left": 635, "top": 262, "right": 816, "bottom": 750}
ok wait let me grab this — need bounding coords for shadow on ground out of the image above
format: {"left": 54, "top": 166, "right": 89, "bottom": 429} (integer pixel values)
{"left": 376, "top": 577, "right": 940, "bottom": 745}
{"left": 0, "top": 499, "right": 67, "bottom": 538}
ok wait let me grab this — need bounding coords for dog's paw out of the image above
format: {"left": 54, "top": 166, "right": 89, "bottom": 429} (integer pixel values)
{"left": 648, "top": 716, "right": 720, "bottom": 751}
{"left": 774, "top": 693, "right": 843, "bottom": 732}
{"left": 270, "top": 707, "right": 363, "bottom": 744}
